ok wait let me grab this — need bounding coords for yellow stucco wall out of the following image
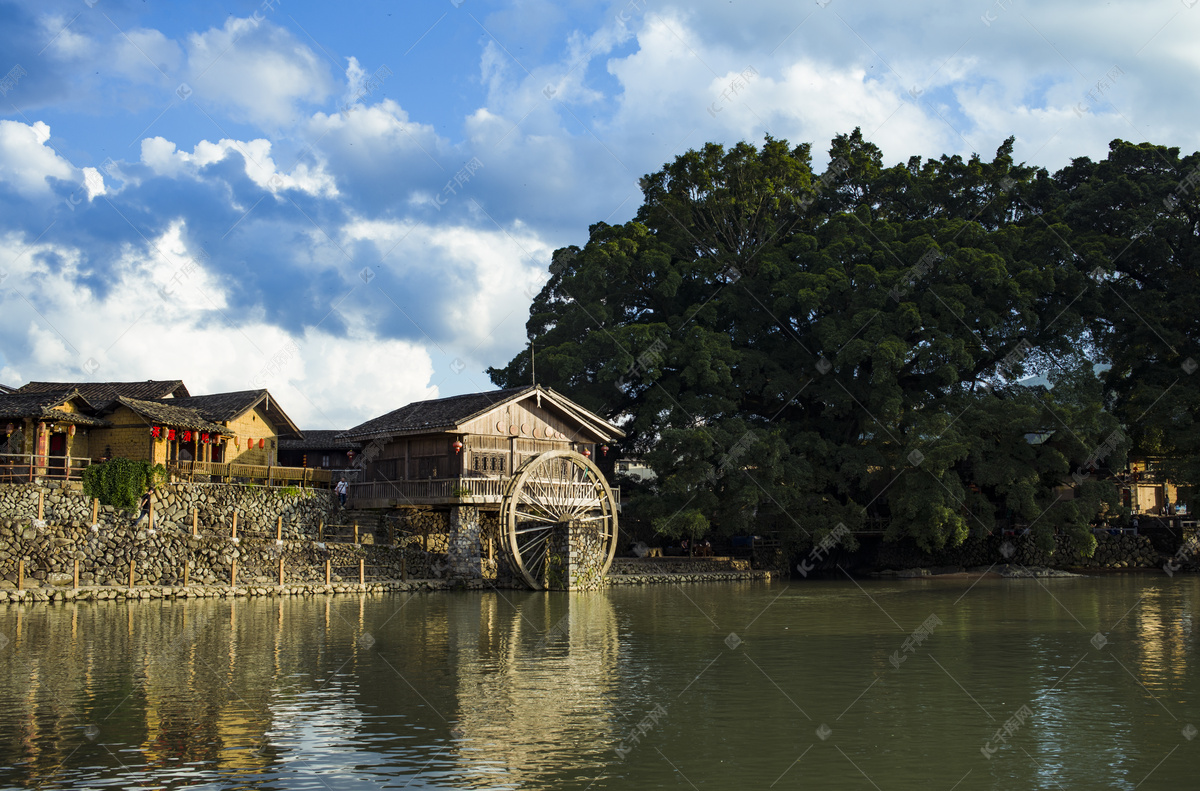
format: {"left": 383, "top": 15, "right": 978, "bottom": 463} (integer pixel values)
{"left": 87, "top": 405, "right": 161, "bottom": 462}
{"left": 221, "top": 404, "right": 279, "bottom": 466}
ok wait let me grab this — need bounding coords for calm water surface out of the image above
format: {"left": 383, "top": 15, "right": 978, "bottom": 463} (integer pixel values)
{"left": 1, "top": 574, "right": 1197, "bottom": 789}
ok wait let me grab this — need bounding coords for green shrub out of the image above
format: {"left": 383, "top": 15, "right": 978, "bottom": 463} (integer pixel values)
{"left": 82, "top": 458, "right": 166, "bottom": 509}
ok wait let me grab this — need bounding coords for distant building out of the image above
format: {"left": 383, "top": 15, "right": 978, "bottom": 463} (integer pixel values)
{"left": 614, "top": 457, "right": 656, "bottom": 483}
{"left": 278, "top": 430, "right": 361, "bottom": 471}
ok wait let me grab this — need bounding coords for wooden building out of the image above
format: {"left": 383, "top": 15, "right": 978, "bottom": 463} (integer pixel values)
{"left": 278, "top": 430, "right": 362, "bottom": 473}
{"left": 165, "top": 390, "right": 302, "bottom": 466}
{"left": 342, "top": 385, "right": 623, "bottom": 509}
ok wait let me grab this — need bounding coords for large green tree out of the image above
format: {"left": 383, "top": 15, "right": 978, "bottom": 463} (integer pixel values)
{"left": 491, "top": 132, "right": 1141, "bottom": 554}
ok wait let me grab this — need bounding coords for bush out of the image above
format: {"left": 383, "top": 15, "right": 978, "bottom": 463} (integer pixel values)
{"left": 82, "top": 458, "right": 166, "bottom": 509}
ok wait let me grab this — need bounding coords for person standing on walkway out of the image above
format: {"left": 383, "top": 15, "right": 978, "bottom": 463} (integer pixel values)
{"left": 335, "top": 478, "right": 348, "bottom": 507}
{"left": 134, "top": 490, "right": 154, "bottom": 530}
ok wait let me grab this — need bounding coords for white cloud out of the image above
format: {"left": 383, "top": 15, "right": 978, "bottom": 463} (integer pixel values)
{"left": 139, "top": 135, "right": 337, "bottom": 196}
{"left": 0, "top": 120, "right": 76, "bottom": 197}
{"left": 0, "top": 226, "right": 434, "bottom": 428}
{"left": 183, "top": 17, "right": 336, "bottom": 128}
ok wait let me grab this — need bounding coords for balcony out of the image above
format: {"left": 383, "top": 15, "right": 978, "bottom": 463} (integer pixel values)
{"left": 0, "top": 453, "right": 94, "bottom": 484}
{"left": 346, "top": 477, "right": 621, "bottom": 510}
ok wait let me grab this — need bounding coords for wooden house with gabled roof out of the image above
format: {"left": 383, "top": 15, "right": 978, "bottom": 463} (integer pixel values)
{"left": 341, "top": 384, "right": 626, "bottom": 590}
{"left": 342, "top": 384, "right": 624, "bottom": 506}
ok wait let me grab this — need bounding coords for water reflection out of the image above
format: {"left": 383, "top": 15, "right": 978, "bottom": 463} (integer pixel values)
{"left": 0, "top": 576, "right": 1197, "bottom": 790}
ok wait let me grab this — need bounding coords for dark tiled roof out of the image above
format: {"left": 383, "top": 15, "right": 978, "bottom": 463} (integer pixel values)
{"left": 279, "top": 430, "right": 361, "bottom": 451}
{"left": 165, "top": 390, "right": 302, "bottom": 437}
{"left": 166, "top": 391, "right": 265, "bottom": 421}
{"left": 16, "top": 380, "right": 189, "bottom": 405}
{"left": 0, "top": 390, "right": 109, "bottom": 426}
{"left": 112, "top": 397, "right": 229, "bottom": 434}
{"left": 0, "top": 384, "right": 15, "bottom": 394}
{"left": 343, "top": 387, "right": 532, "bottom": 438}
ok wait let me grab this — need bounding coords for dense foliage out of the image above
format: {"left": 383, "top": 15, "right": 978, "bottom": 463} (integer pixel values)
{"left": 490, "top": 132, "right": 1197, "bottom": 555}
{"left": 82, "top": 458, "right": 166, "bottom": 510}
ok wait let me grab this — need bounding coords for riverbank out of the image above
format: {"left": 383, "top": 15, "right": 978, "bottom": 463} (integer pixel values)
{"left": 0, "top": 569, "right": 778, "bottom": 603}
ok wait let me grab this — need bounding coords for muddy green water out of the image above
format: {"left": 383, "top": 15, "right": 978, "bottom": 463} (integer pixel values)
{"left": 1, "top": 574, "right": 1197, "bottom": 789}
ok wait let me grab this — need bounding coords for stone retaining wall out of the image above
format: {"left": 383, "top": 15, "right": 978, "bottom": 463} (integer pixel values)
{"left": 0, "top": 481, "right": 336, "bottom": 538}
{"left": 865, "top": 532, "right": 1161, "bottom": 572}
{"left": 610, "top": 557, "right": 752, "bottom": 575}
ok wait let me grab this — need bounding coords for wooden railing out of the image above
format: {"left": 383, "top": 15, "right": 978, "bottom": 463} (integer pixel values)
{"left": 346, "top": 476, "right": 621, "bottom": 508}
{"left": 0, "top": 453, "right": 93, "bottom": 483}
{"left": 168, "top": 461, "right": 333, "bottom": 487}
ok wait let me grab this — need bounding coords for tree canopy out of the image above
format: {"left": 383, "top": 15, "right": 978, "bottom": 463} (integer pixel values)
{"left": 490, "top": 131, "right": 1198, "bottom": 555}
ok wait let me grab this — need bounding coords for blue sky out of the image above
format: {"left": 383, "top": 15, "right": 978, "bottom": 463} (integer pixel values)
{"left": 1, "top": 0, "right": 1197, "bottom": 428}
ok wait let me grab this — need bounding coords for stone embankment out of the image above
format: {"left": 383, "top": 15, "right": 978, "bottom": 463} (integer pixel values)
{"left": 866, "top": 531, "right": 1164, "bottom": 574}
{"left": 0, "top": 579, "right": 506, "bottom": 603}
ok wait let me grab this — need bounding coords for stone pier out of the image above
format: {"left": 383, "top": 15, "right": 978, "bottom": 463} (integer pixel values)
{"left": 447, "top": 506, "right": 483, "bottom": 579}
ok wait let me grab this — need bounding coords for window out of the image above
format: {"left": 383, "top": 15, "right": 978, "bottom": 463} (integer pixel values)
{"left": 322, "top": 454, "right": 330, "bottom": 467}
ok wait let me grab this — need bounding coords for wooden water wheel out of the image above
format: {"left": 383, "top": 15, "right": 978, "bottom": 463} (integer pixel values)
{"left": 500, "top": 449, "right": 619, "bottom": 590}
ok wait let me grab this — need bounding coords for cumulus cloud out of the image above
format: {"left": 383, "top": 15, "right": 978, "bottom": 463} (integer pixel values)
{"left": 182, "top": 16, "right": 336, "bottom": 128}
{"left": 0, "top": 120, "right": 76, "bottom": 197}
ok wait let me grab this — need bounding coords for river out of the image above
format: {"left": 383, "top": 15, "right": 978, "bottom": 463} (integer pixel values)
{"left": 1, "top": 573, "right": 1196, "bottom": 789}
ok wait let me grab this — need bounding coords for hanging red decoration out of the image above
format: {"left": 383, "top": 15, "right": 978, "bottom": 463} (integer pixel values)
{"left": 151, "top": 426, "right": 161, "bottom": 438}
{"left": 452, "top": 440, "right": 463, "bottom": 455}
{"left": 5, "top": 423, "right": 13, "bottom": 435}
{"left": 582, "top": 447, "right": 592, "bottom": 458}
{"left": 258, "top": 438, "right": 265, "bottom": 449}
{"left": 68, "top": 425, "right": 76, "bottom": 436}
{"left": 601, "top": 444, "right": 609, "bottom": 457}
{"left": 347, "top": 450, "right": 356, "bottom": 460}
{"left": 201, "top": 433, "right": 209, "bottom": 444}
{"left": 167, "top": 429, "right": 176, "bottom": 441}
{"left": 247, "top": 438, "right": 254, "bottom": 449}
{"left": 183, "top": 430, "right": 192, "bottom": 442}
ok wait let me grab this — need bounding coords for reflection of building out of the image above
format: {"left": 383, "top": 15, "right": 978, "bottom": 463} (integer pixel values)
{"left": 449, "top": 593, "right": 620, "bottom": 788}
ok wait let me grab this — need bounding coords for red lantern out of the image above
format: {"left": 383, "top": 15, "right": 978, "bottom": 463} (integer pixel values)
{"left": 452, "top": 440, "right": 463, "bottom": 455}
{"left": 68, "top": 425, "right": 76, "bottom": 436}
{"left": 259, "top": 438, "right": 265, "bottom": 449}
{"left": 247, "top": 438, "right": 254, "bottom": 449}
{"left": 582, "top": 447, "right": 591, "bottom": 458}
{"left": 601, "top": 444, "right": 608, "bottom": 457}
{"left": 347, "top": 450, "right": 356, "bottom": 461}
{"left": 4, "top": 423, "right": 12, "bottom": 435}
{"left": 183, "top": 430, "right": 192, "bottom": 442}
{"left": 167, "top": 429, "right": 176, "bottom": 441}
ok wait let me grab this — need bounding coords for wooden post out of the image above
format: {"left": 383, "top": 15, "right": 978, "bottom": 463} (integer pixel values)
{"left": 192, "top": 508, "right": 198, "bottom": 537}
{"left": 359, "top": 558, "right": 365, "bottom": 584}
{"left": 318, "top": 519, "right": 324, "bottom": 542}
{"left": 129, "top": 558, "right": 135, "bottom": 588}
{"left": 325, "top": 558, "right": 331, "bottom": 585}
{"left": 73, "top": 559, "right": 79, "bottom": 589}
{"left": 231, "top": 559, "right": 237, "bottom": 586}
{"left": 279, "top": 557, "right": 285, "bottom": 586}
{"left": 183, "top": 560, "right": 189, "bottom": 587}
{"left": 37, "top": 490, "right": 44, "bottom": 521}
{"left": 17, "top": 559, "right": 24, "bottom": 591}
{"left": 91, "top": 498, "right": 99, "bottom": 525}
{"left": 354, "top": 522, "right": 359, "bottom": 544}
{"left": 277, "top": 516, "right": 282, "bottom": 542}
{"left": 488, "top": 536, "right": 494, "bottom": 561}
{"left": 148, "top": 497, "right": 154, "bottom": 529}
{"left": 231, "top": 511, "right": 238, "bottom": 540}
